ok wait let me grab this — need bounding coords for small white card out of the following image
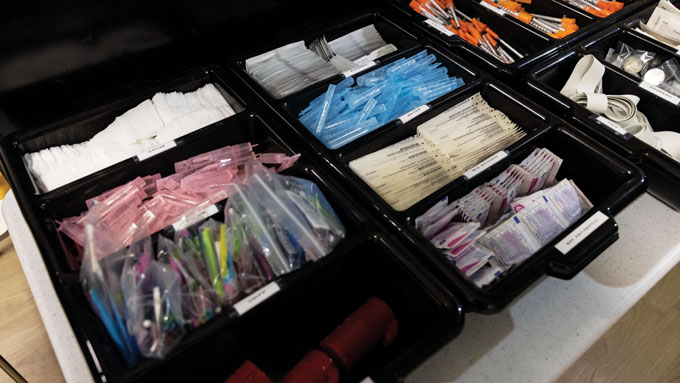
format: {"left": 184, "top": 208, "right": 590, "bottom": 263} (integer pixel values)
{"left": 639, "top": 80, "right": 680, "bottom": 105}
{"left": 172, "top": 204, "right": 219, "bottom": 231}
{"left": 136, "top": 140, "right": 177, "bottom": 161}
{"left": 555, "top": 211, "right": 609, "bottom": 254}
{"left": 463, "top": 151, "right": 508, "bottom": 180}
{"left": 480, "top": 1, "right": 506, "bottom": 16}
{"left": 398, "top": 105, "right": 431, "bottom": 124}
{"left": 342, "top": 61, "right": 376, "bottom": 78}
{"left": 425, "top": 19, "right": 454, "bottom": 36}
{"left": 233, "top": 282, "right": 281, "bottom": 315}
{"left": 595, "top": 116, "right": 628, "bottom": 136}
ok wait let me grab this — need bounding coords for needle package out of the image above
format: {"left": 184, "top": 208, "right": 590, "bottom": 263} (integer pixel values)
{"left": 409, "top": 0, "right": 525, "bottom": 63}
{"left": 56, "top": 142, "right": 300, "bottom": 256}
{"left": 560, "top": 0, "right": 623, "bottom": 17}
{"left": 24, "top": 84, "right": 237, "bottom": 192}
{"left": 246, "top": 24, "right": 394, "bottom": 99}
{"left": 79, "top": 159, "right": 345, "bottom": 362}
{"left": 349, "top": 93, "right": 525, "bottom": 211}
{"left": 482, "top": 0, "right": 581, "bottom": 39}
{"left": 298, "top": 50, "right": 465, "bottom": 149}
{"left": 416, "top": 148, "right": 593, "bottom": 288}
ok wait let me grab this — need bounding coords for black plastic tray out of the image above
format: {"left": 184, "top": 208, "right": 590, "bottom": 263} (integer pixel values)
{"left": 236, "top": 42, "right": 480, "bottom": 160}
{"left": 0, "top": 65, "right": 247, "bottom": 197}
{"left": 525, "top": 25, "right": 680, "bottom": 210}
{"left": 230, "top": 10, "right": 647, "bottom": 311}
{"left": 386, "top": 0, "right": 655, "bottom": 77}
{"left": 0, "top": 89, "right": 464, "bottom": 382}
{"left": 235, "top": 10, "right": 422, "bottom": 101}
{"left": 288, "top": 78, "right": 646, "bottom": 312}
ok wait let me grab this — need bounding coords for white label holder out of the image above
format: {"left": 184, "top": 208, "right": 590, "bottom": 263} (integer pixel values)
{"left": 136, "top": 140, "right": 177, "bottom": 161}
{"left": 233, "top": 282, "right": 281, "bottom": 315}
{"left": 639, "top": 81, "right": 680, "bottom": 105}
{"left": 595, "top": 116, "right": 629, "bottom": 136}
{"left": 463, "top": 151, "right": 508, "bottom": 180}
{"left": 555, "top": 211, "right": 609, "bottom": 254}
{"left": 480, "top": 1, "right": 506, "bottom": 15}
{"left": 424, "top": 19, "right": 454, "bottom": 36}
{"left": 172, "top": 204, "right": 219, "bottom": 231}
{"left": 398, "top": 105, "right": 430, "bottom": 124}
{"left": 342, "top": 61, "right": 376, "bottom": 78}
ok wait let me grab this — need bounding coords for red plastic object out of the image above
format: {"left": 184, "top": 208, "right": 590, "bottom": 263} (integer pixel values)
{"left": 225, "top": 360, "right": 271, "bottom": 383}
{"left": 281, "top": 350, "right": 339, "bottom": 383}
{"left": 320, "top": 297, "right": 398, "bottom": 371}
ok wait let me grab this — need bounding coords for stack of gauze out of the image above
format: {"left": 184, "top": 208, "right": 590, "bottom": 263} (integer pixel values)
{"left": 415, "top": 148, "right": 592, "bottom": 288}
{"left": 349, "top": 93, "right": 525, "bottom": 211}
{"left": 246, "top": 24, "right": 394, "bottom": 99}
{"left": 24, "top": 84, "right": 235, "bottom": 192}
{"left": 299, "top": 50, "right": 466, "bottom": 149}
{"left": 56, "top": 141, "right": 300, "bottom": 251}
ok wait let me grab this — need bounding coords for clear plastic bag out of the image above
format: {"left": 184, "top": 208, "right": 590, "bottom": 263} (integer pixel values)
{"left": 157, "top": 236, "right": 221, "bottom": 328}
{"left": 122, "top": 237, "right": 186, "bottom": 359}
{"left": 224, "top": 207, "right": 267, "bottom": 294}
{"left": 80, "top": 223, "right": 140, "bottom": 364}
{"left": 655, "top": 57, "right": 680, "bottom": 96}
{"left": 244, "top": 160, "right": 346, "bottom": 262}
{"left": 605, "top": 41, "right": 656, "bottom": 77}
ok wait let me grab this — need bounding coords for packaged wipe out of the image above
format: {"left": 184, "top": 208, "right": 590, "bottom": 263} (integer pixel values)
{"left": 415, "top": 148, "right": 593, "bottom": 288}
{"left": 350, "top": 93, "right": 525, "bottom": 210}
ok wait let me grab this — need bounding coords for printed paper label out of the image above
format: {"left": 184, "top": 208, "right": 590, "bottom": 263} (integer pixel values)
{"left": 463, "top": 151, "right": 508, "bottom": 180}
{"left": 353, "top": 56, "right": 374, "bottom": 67}
{"left": 233, "top": 282, "right": 281, "bottom": 315}
{"left": 398, "top": 105, "right": 430, "bottom": 124}
{"left": 136, "top": 140, "right": 177, "bottom": 161}
{"left": 480, "top": 1, "right": 506, "bottom": 16}
{"left": 342, "top": 60, "right": 376, "bottom": 78}
{"left": 555, "top": 211, "right": 609, "bottom": 254}
{"left": 639, "top": 81, "right": 680, "bottom": 105}
{"left": 425, "top": 19, "right": 454, "bottom": 36}
{"left": 172, "top": 204, "right": 219, "bottom": 231}
{"left": 366, "top": 44, "right": 397, "bottom": 61}
{"left": 595, "top": 116, "right": 628, "bottom": 136}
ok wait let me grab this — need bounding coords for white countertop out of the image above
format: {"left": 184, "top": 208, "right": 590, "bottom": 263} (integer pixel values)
{"left": 4, "top": 191, "right": 680, "bottom": 383}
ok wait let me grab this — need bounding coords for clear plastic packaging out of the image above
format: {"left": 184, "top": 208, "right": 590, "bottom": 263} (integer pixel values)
{"left": 122, "top": 237, "right": 186, "bottom": 359}
{"left": 605, "top": 41, "right": 656, "bottom": 77}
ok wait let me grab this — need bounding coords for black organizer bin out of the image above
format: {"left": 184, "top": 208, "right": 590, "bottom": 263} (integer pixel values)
{"left": 236, "top": 41, "right": 479, "bottom": 161}
{"left": 0, "top": 71, "right": 465, "bottom": 382}
{"left": 294, "top": 78, "right": 646, "bottom": 312}
{"left": 621, "top": 0, "right": 680, "bottom": 51}
{"left": 386, "top": 0, "right": 655, "bottom": 78}
{"left": 232, "top": 9, "right": 422, "bottom": 101}
{"left": 525, "top": 24, "right": 680, "bottom": 210}
{"left": 0, "top": 66, "right": 253, "bottom": 275}
{"left": 232, "top": 13, "right": 646, "bottom": 312}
